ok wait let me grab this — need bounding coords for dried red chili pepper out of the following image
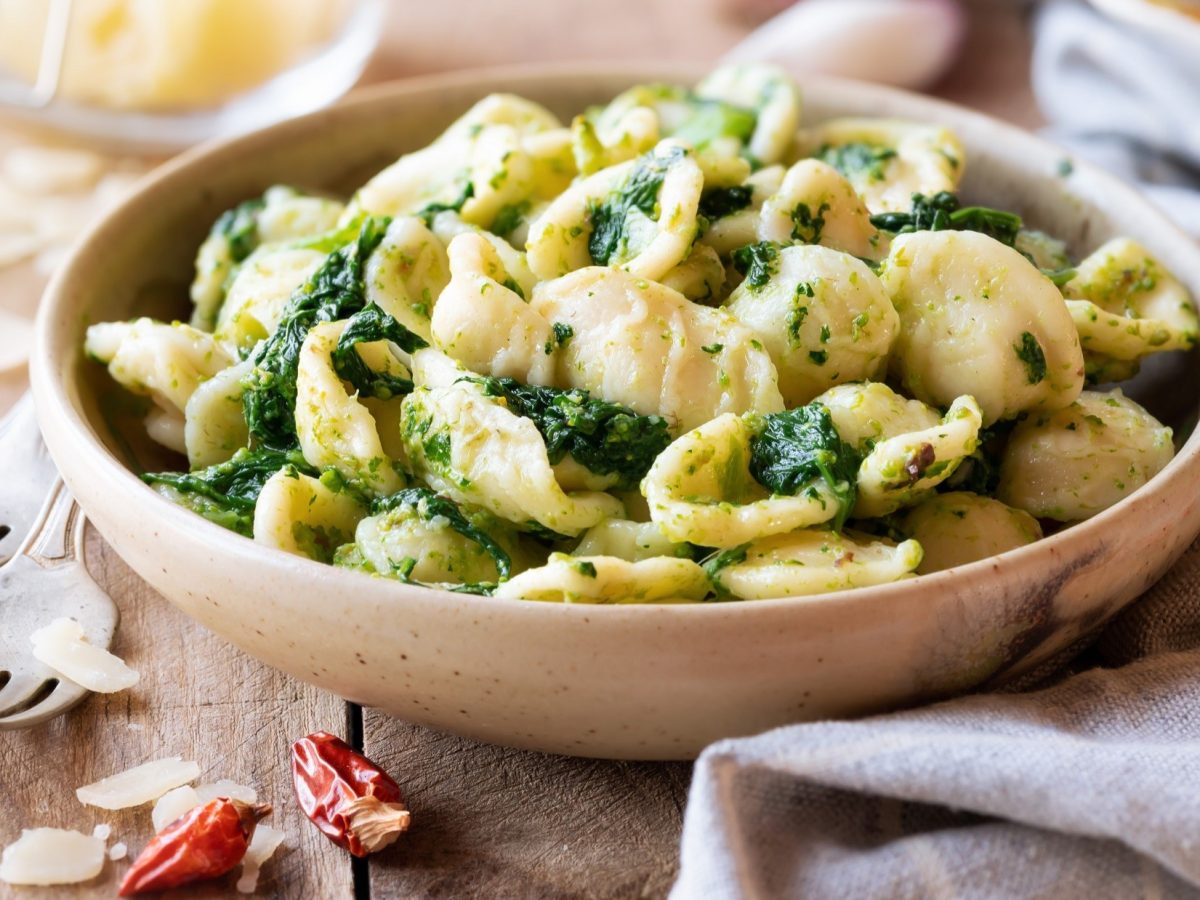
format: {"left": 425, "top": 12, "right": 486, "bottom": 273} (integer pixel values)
{"left": 291, "top": 731, "right": 411, "bottom": 857}
{"left": 118, "top": 798, "right": 271, "bottom": 896}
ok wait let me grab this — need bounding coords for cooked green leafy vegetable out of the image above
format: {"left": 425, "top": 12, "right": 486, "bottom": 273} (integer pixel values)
{"left": 331, "top": 303, "right": 428, "bottom": 400}
{"left": 870, "top": 191, "right": 1023, "bottom": 246}
{"left": 588, "top": 147, "right": 684, "bottom": 266}
{"left": 243, "top": 216, "right": 391, "bottom": 450}
{"left": 700, "top": 543, "right": 750, "bottom": 600}
{"left": 816, "top": 142, "right": 897, "bottom": 183}
{"left": 416, "top": 181, "right": 475, "bottom": 227}
{"left": 698, "top": 185, "right": 754, "bottom": 221}
{"left": 468, "top": 376, "right": 671, "bottom": 489}
{"left": 748, "top": 404, "right": 861, "bottom": 530}
{"left": 1013, "top": 331, "right": 1047, "bottom": 384}
{"left": 790, "top": 202, "right": 829, "bottom": 244}
{"left": 672, "top": 98, "right": 757, "bottom": 149}
{"left": 372, "top": 486, "right": 512, "bottom": 581}
{"left": 212, "top": 196, "right": 266, "bottom": 263}
{"left": 491, "top": 200, "right": 530, "bottom": 239}
{"left": 142, "top": 448, "right": 316, "bottom": 536}
{"left": 731, "top": 240, "right": 781, "bottom": 291}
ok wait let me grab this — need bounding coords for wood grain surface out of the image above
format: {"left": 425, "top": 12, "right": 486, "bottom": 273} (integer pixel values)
{"left": 0, "top": 2, "right": 1039, "bottom": 897}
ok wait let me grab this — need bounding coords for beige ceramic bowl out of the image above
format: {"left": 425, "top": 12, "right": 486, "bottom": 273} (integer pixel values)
{"left": 31, "top": 65, "right": 1200, "bottom": 760}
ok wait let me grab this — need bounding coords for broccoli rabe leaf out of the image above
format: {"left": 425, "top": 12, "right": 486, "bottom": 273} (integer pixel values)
{"left": 870, "top": 192, "right": 1023, "bottom": 247}
{"left": 415, "top": 181, "right": 475, "bottom": 227}
{"left": 142, "top": 448, "right": 316, "bottom": 536}
{"left": 748, "top": 404, "right": 861, "bottom": 530}
{"left": 468, "top": 376, "right": 672, "bottom": 490}
{"left": 587, "top": 147, "right": 684, "bottom": 266}
{"left": 816, "top": 142, "right": 898, "bottom": 183}
{"left": 331, "top": 303, "right": 429, "bottom": 400}
{"left": 212, "top": 196, "right": 266, "bottom": 263}
{"left": 490, "top": 200, "right": 530, "bottom": 239}
{"left": 672, "top": 99, "right": 757, "bottom": 149}
{"left": 698, "top": 185, "right": 754, "bottom": 221}
{"left": 372, "top": 486, "right": 512, "bottom": 582}
{"left": 243, "top": 216, "right": 391, "bottom": 450}
{"left": 731, "top": 241, "right": 781, "bottom": 291}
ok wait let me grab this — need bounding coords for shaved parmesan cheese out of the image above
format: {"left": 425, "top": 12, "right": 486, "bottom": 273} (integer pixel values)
{"left": 30, "top": 617, "right": 139, "bottom": 693}
{"left": 77, "top": 757, "right": 200, "bottom": 810}
{"left": 196, "top": 780, "right": 258, "bottom": 804}
{"left": 236, "top": 866, "right": 260, "bottom": 894}
{"left": 92, "top": 824, "right": 111, "bottom": 841}
{"left": 151, "top": 785, "right": 202, "bottom": 832}
{"left": 245, "top": 825, "right": 286, "bottom": 867}
{"left": 0, "top": 828, "right": 105, "bottom": 885}
{"left": 236, "top": 824, "right": 286, "bottom": 894}
{"left": 109, "top": 842, "right": 128, "bottom": 861}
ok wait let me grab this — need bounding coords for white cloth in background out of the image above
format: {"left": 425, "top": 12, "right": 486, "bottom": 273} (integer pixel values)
{"left": 1033, "top": 0, "right": 1200, "bottom": 235}
{"left": 672, "top": 6, "right": 1200, "bottom": 898}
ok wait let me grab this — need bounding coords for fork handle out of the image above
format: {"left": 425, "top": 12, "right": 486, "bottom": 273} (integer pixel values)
{"left": 21, "top": 477, "right": 82, "bottom": 568}
{"left": 0, "top": 395, "right": 66, "bottom": 566}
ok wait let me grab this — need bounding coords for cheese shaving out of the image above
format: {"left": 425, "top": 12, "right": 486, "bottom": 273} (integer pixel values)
{"left": 0, "top": 828, "right": 105, "bottom": 885}
{"left": 109, "top": 842, "right": 128, "bottom": 861}
{"left": 76, "top": 756, "right": 200, "bottom": 810}
{"left": 196, "top": 779, "right": 258, "bottom": 804}
{"left": 151, "top": 785, "right": 202, "bottom": 832}
{"left": 30, "top": 617, "right": 139, "bottom": 693}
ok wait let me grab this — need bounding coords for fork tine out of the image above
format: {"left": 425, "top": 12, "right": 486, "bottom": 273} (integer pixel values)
{"left": 0, "top": 674, "right": 52, "bottom": 717}
{"left": 0, "top": 678, "right": 89, "bottom": 730}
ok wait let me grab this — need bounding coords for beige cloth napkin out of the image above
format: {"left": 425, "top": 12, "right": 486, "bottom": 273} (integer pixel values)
{"left": 672, "top": 535, "right": 1200, "bottom": 899}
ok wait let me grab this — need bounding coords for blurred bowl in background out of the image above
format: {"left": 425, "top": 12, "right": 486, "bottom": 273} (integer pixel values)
{"left": 0, "top": 0, "right": 384, "bottom": 152}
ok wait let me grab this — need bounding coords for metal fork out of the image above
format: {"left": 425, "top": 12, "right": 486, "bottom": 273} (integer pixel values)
{"left": 0, "top": 396, "right": 119, "bottom": 729}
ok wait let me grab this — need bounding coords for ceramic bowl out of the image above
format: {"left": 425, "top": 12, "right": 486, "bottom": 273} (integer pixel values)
{"left": 31, "top": 65, "right": 1200, "bottom": 760}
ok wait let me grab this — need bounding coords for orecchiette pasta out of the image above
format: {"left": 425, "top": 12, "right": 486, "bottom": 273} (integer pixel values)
{"left": 853, "top": 395, "right": 982, "bottom": 517}
{"left": 725, "top": 244, "right": 899, "bottom": 407}
{"left": 695, "top": 63, "right": 802, "bottom": 165}
{"left": 526, "top": 142, "right": 704, "bottom": 282}
{"left": 85, "top": 318, "right": 233, "bottom": 420}
{"left": 184, "top": 359, "right": 252, "bottom": 469}
{"left": 253, "top": 469, "right": 366, "bottom": 562}
{"left": 190, "top": 185, "right": 344, "bottom": 331}
{"left": 363, "top": 215, "right": 451, "bottom": 342}
{"left": 997, "top": 389, "right": 1174, "bottom": 521}
{"left": 710, "top": 529, "right": 923, "bottom": 600}
{"left": 215, "top": 246, "right": 328, "bottom": 351}
{"left": 430, "top": 232, "right": 556, "bottom": 385}
{"left": 881, "top": 230, "right": 1084, "bottom": 425}
{"left": 336, "top": 505, "right": 505, "bottom": 584}
{"left": 642, "top": 413, "right": 839, "bottom": 548}
{"left": 900, "top": 493, "right": 1042, "bottom": 574}
{"left": 88, "top": 65, "right": 1193, "bottom": 605}
{"left": 400, "top": 379, "right": 623, "bottom": 536}
{"left": 294, "top": 321, "right": 405, "bottom": 495}
{"left": 756, "top": 160, "right": 881, "bottom": 259}
{"left": 532, "top": 266, "right": 784, "bottom": 431}
{"left": 494, "top": 553, "right": 709, "bottom": 603}
{"left": 574, "top": 518, "right": 689, "bottom": 562}
{"left": 794, "top": 117, "right": 964, "bottom": 213}
{"left": 1062, "top": 238, "right": 1198, "bottom": 381}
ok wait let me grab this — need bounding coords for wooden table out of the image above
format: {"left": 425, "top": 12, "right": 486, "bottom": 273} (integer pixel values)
{"left": 1, "top": 2, "right": 1040, "bottom": 896}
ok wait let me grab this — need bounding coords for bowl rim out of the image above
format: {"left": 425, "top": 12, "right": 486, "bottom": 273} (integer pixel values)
{"left": 30, "top": 61, "right": 1200, "bottom": 622}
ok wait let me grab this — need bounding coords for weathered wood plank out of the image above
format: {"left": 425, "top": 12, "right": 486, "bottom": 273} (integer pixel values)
{"left": 0, "top": 528, "right": 355, "bottom": 899}
{"left": 362, "top": 714, "right": 691, "bottom": 899}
